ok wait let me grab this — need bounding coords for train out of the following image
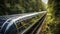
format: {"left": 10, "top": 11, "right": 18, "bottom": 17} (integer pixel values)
{"left": 0, "top": 11, "right": 46, "bottom": 34}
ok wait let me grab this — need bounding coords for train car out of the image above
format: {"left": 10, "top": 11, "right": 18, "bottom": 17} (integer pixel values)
{"left": 0, "top": 11, "right": 46, "bottom": 34}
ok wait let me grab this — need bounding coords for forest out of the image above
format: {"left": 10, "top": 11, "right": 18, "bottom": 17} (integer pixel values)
{"left": 0, "top": 0, "right": 45, "bottom": 15}
{"left": 0, "top": 0, "right": 60, "bottom": 34}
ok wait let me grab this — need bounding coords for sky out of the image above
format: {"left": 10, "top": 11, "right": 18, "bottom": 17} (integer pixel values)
{"left": 42, "top": 0, "right": 48, "bottom": 4}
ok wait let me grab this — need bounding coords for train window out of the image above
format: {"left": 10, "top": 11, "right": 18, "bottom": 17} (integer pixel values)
{"left": 8, "top": 28, "right": 18, "bottom": 34}
{"left": 0, "top": 19, "right": 6, "bottom": 26}
{"left": 16, "top": 14, "right": 42, "bottom": 32}
{"left": 16, "top": 22, "right": 22, "bottom": 28}
{"left": 16, "top": 20, "right": 30, "bottom": 28}
{"left": 16, "top": 14, "right": 41, "bottom": 28}
{"left": 16, "top": 20, "right": 30, "bottom": 32}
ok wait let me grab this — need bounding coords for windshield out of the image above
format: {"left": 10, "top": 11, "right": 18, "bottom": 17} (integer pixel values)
{"left": 0, "top": 17, "right": 8, "bottom": 26}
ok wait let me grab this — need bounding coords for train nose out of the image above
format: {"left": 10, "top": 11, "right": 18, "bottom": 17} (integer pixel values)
{"left": 0, "top": 25, "right": 2, "bottom": 34}
{"left": 0, "top": 17, "right": 8, "bottom": 34}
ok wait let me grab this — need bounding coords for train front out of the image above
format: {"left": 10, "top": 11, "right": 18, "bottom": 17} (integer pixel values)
{"left": 0, "top": 15, "right": 19, "bottom": 34}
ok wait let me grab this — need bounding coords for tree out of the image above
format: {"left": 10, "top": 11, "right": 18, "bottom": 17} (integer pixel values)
{"left": 46, "top": 0, "right": 60, "bottom": 34}
{"left": 0, "top": 0, "right": 45, "bottom": 15}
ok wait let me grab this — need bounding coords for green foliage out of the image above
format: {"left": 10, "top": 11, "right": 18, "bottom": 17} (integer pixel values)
{"left": 44, "top": 0, "right": 60, "bottom": 34}
{"left": 0, "top": 0, "right": 45, "bottom": 15}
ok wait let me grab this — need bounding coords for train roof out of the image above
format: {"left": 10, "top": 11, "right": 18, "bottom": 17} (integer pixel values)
{"left": 0, "top": 11, "right": 46, "bottom": 26}
{"left": 0, "top": 11, "right": 46, "bottom": 20}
